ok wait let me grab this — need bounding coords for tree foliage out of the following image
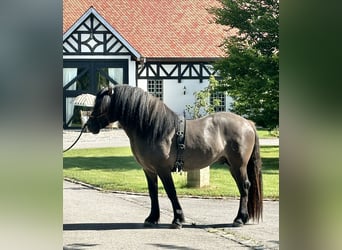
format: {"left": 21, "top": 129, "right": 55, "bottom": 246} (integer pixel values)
{"left": 185, "top": 75, "right": 222, "bottom": 119}
{"left": 210, "top": 0, "right": 279, "bottom": 129}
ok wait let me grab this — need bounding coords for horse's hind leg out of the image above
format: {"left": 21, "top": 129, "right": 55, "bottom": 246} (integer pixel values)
{"left": 158, "top": 171, "right": 185, "bottom": 229}
{"left": 230, "top": 161, "right": 251, "bottom": 227}
{"left": 143, "top": 170, "right": 160, "bottom": 227}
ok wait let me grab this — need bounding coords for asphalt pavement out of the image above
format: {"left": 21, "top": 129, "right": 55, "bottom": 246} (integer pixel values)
{"left": 63, "top": 129, "right": 279, "bottom": 249}
{"left": 63, "top": 181, "right": 279, "bottom": 250}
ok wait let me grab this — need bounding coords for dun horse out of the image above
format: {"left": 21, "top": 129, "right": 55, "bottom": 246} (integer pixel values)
{"left": 87, "top": 85, "right": 263, "bottom": 228}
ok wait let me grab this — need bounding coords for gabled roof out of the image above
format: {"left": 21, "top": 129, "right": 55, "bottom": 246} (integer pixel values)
{"left": 63, "top": 7, "right": 141, "bottom": 59}
{"left": 63, "top": 0, "right": 230, "bottom": 59}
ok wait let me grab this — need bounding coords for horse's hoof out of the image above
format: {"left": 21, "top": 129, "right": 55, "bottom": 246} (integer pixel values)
{"left": 169, "top": 223, "right": 182, "bottom": 229}
{"left": 170, "top": 217, "right": 184, "bottom": 229}
{"left": 144, "top": 221, "right": 158, "bottom": 228}
{"left": 232, "top": 219, "right": 244, "bottom": 227}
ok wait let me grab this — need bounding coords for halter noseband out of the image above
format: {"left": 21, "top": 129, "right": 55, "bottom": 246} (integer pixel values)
{"left": 88, "top": 111, "right": 110, "bottom": 128}
{"left": 89, "top": 112, "right": 109, "bottom": 120}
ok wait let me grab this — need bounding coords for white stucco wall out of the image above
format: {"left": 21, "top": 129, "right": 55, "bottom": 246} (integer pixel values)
{"left": 137, "top": 79, "right": 233, "bottom": 118}
{"left": 128, "top": 59, "right": 136, "bottom": 86}
{"left": 137, "top": 79, "right": 148, "bottom": 91}
{"left": 163, "top": 79, "right": 208, "bottom": 117}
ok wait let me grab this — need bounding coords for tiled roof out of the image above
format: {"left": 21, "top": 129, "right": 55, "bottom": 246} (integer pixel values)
{"left": 63, "top": 0, "right": 232, "bottom": 59}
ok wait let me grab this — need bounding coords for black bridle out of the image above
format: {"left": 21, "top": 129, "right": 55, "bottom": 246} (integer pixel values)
{"left": 89, "top": 111, "right": 111, "bottom": 128}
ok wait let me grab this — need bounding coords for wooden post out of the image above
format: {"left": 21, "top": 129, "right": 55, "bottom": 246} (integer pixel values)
{"left": 187, "top": 166, "right": 210, "bottom": 188}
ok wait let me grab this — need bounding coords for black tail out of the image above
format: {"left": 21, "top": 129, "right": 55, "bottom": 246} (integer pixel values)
{"left": 247, "top": 127, "right": 263, "bottom": 222}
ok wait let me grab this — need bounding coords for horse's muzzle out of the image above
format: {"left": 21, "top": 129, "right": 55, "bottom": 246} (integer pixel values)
{"left": 86, "top": 119, "right": 100, "bottom": 134}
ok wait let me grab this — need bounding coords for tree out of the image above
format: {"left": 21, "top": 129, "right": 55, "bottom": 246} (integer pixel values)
{"left": 209, "top": 0, "right": 279, "bottom": 129}
{"left": 185, "top": 75, "right": 222, "bottom": 119}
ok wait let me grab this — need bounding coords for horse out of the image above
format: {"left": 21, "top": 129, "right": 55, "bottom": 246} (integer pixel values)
{"left": 87, "top": 85, "right": 263, "bottom": 228}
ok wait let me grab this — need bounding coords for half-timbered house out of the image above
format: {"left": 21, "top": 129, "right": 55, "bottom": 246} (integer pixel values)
{"left": 63, "top": 0, "right": 233, "bottom": 128}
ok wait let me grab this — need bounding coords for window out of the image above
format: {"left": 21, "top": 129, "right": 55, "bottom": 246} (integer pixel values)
{"left": 147, "top": 79, "right": 163, "bottom": 100}
{"left": 97, "top": 67, "right": 124, "bottom": 90}
{"left": 210, "top": 92, "right": 226, "bottom": 112}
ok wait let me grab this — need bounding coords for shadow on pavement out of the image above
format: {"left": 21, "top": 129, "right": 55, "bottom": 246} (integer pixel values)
{"left": 63, "top": 222, "right": 235, "bottom": 231}
{"left": 63, "top": 243, "right": 99, "bottom": 250}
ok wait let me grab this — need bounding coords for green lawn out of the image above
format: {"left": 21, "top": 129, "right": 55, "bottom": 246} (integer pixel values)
{"left": 63, "top": 145, "right": 279, "bottom": 199}
{"left": 256, "top": 128, "right": 279, "bottom": 138}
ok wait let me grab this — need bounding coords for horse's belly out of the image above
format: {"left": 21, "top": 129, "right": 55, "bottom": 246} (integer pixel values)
{"left": 183, "top": 147, "right": 223, "bottom": 170}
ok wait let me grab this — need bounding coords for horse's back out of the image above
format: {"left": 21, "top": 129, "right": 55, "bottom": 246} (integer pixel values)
{"left": 187, "top": 112, "right": 255, "bottom": 141}
{"left": 183, "top": 112, "right": 256, "bottom": 169}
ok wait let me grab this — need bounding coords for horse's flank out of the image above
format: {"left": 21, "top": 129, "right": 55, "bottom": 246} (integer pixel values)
{"left": 183, "top": 112, "right": 256, "bottom": 171}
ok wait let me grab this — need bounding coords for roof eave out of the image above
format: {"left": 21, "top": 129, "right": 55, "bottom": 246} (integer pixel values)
{"left": 143, "top": 57, "right": 221, "bottom": 63}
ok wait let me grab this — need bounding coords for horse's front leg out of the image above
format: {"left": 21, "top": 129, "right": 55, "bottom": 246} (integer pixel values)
{"left": 158, "top": 170, "right": 185, "bottom": 229}
{"left": 143, "top": 170, "right": 160, "bottom": 227}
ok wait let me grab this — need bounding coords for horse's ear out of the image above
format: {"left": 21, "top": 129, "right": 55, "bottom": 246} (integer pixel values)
{"left": 108, "top": 87, "right": 114, "bottom": 96}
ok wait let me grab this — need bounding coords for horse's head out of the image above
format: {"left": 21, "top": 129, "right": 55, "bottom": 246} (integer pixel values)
{"left": 87, "top": 87, "right": 114, "bottom": 134}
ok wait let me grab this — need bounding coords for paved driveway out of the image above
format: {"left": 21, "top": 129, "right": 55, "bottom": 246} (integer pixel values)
{"left": 63, "top": 129, "right": 279, "bottom": 249}
{"left": 63, "top": 181, "right": 279, "bottom": 249}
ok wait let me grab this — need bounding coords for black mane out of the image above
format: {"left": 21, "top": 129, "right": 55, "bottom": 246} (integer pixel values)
{"left": 108, "top": 85, "right": 179, "bottom": 142}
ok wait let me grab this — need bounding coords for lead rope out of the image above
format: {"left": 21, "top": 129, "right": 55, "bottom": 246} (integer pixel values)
{"left": 63, "top": 124, "right": 87, "bottom": 153}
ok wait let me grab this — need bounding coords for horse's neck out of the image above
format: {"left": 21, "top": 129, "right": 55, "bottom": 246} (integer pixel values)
{"left": 118, "top": 122, "right": 135, "bottom": 141}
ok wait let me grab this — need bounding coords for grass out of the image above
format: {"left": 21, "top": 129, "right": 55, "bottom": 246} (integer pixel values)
{"left": 63, "top": 145, "right": 279, "bottom": 199}
{"left": 256, "top": 128, "right": 279, "bottom": 138}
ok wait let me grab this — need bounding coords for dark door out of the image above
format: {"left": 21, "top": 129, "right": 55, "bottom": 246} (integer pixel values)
{"left": 63, "top": 59, "right": 128, "bottom": 129}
